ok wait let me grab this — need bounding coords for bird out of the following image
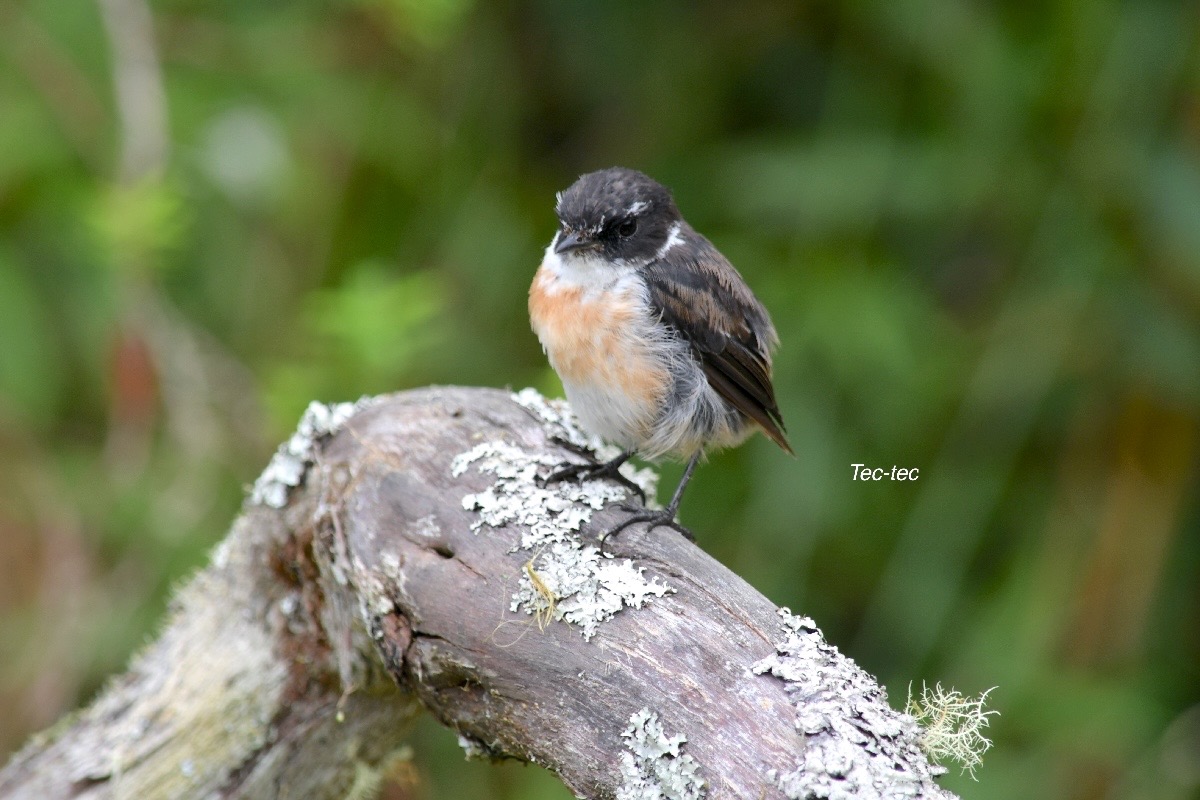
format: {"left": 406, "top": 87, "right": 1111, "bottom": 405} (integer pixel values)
{"left": 528, "top": 167, "right": 792, "bottom": 541}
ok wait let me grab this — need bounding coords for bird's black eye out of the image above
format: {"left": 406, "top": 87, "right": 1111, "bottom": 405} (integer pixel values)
{"left": 616, "top": 217, "right": 638, "bottom": 238}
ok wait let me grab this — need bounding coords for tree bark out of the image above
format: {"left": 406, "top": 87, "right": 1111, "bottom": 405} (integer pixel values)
{"left": 0, "top": 386, "right": 956, "bottom": 800}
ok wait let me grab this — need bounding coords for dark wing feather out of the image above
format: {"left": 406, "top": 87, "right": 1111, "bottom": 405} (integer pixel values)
{"left": 642, "top": 229, "right": 793, "bottom": 455}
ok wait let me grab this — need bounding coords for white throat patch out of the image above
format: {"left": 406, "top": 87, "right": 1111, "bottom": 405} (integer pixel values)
{"left": 541, "top": 242, "right": 635, "bottom": 294}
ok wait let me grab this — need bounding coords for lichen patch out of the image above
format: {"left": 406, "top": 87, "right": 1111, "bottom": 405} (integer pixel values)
{"left": 512, "top": 542, "right": 672, "bottom": 640}
{"left": 753, "top": 609, "right": 954, "bottom": 800}
{"left": 449, "top": 389, "right": 671, "bottom": 640}
{"left": 251, "top": 398, "right": 375, "bottom": 508}
{"left": 617, "top": 708, "right": 705, "bottom": 800}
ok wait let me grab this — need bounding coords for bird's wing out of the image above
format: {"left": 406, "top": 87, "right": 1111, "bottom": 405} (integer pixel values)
{"left": 641, "top": 231, "right": 793, "bottom": 454}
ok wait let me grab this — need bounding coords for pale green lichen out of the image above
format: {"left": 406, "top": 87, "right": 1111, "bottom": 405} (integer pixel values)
{"left": 753, "top": 609, "right": 957, "bottom": 800}
{"left": 906, "top": 683, "right": 998, "bottom": 779}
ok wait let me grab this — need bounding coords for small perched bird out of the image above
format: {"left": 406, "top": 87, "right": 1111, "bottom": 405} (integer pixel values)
{"left": 529, "top": 167, "right": 792, "bottom": 540}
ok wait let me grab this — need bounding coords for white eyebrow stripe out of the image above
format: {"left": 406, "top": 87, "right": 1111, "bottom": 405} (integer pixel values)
{"left": 655, "top": 222, "right": 684, "bottom": 259}
{"left": 626, "top": 200, "right": 649, "bottom": 216}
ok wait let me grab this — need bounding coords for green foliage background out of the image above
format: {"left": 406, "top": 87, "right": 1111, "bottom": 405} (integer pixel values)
{"left": 1, "top": 1, "right": 1198, "bottom": 798}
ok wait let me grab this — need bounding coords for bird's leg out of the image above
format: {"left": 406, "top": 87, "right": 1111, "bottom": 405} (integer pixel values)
{"left": 603, "top": 451, "right": 702, "bottom": 544}
{"left": 541, "top": 447, "right": 646, "bottom": 503}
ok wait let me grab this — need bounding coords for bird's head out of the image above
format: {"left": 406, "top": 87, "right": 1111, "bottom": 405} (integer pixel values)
{"left": 552, "top": 167, "right": 683, "bottom": 266}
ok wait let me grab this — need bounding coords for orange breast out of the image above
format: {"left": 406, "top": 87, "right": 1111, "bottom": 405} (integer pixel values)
{"left": 529, "top": 266, "right": 668, "bottom": 416}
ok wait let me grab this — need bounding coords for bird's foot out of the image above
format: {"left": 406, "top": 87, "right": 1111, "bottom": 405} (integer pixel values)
{"left": 540, "top": 451, "right": 646, "bottom": 504}
{"left": 601, "top": 505, "right": 694, "bottom": 544}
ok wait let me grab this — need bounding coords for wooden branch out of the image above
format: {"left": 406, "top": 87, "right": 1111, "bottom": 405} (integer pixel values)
{"left": 0, "top": 386, "right": 956, "bottom": 800}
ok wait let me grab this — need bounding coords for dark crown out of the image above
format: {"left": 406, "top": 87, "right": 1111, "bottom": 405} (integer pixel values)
{"left": 555, "top": 167, "right": 679, "bottom": 232}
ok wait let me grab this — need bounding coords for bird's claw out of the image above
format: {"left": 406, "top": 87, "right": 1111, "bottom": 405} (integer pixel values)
{"left": 601, "top": 505, "right": 694, "bottom": 544}
{"left": 540, "top": 458, "right": 647, "bottom": 504}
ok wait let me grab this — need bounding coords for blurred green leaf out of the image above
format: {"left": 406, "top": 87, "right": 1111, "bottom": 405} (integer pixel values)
{"left": 262, "top": 262, "right": 448, "bottom": 429}
{"left": 86, "top": 177, "right": 190, "bottom": 274}
{"left": 0, "top": 249, "right": 65, "bottom": 428}
{"left": 356, "top": 0, "right": 474, "bottom": 48}
{"left": 306, "top": 261, "right": 446, "bottom": 374}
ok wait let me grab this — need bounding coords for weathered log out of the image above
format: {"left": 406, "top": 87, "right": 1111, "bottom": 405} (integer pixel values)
{"left": 0, "top": 386, "right": 955, "bottom": 800}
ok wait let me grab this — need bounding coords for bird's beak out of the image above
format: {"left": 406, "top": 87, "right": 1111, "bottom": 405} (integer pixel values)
{"left": 554, "top": 229, "right": 595, "bottom": 255}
